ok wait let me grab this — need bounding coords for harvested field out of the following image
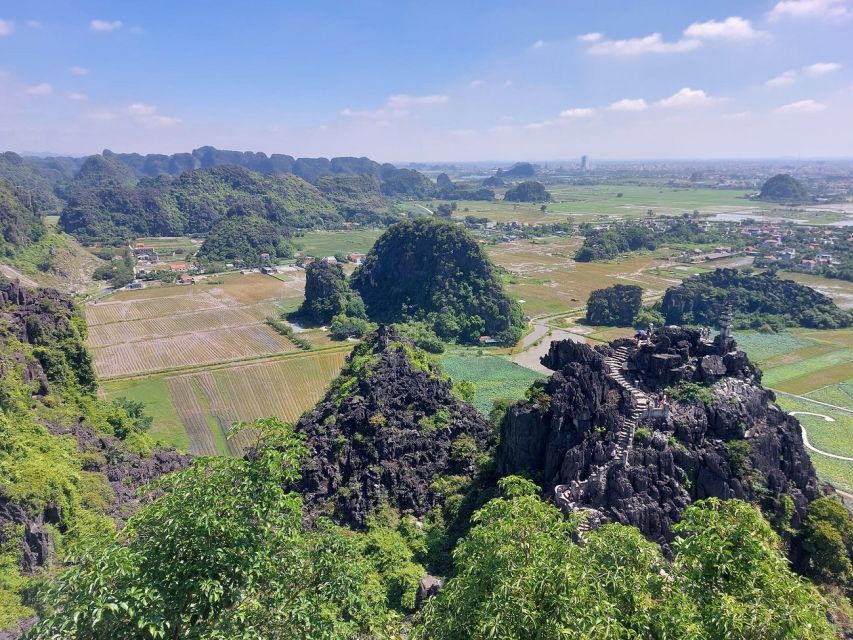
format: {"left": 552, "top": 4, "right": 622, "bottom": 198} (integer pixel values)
{"left": 86, "top": 273, "right": 306, "bottom": 378}
{"left": 486, "top": 237, "right": 680, "bottom": 316}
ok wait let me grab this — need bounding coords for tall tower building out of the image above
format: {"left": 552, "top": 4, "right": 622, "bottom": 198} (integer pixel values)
{"left": 580, "top": 155, "right": 588, "bottom": 171}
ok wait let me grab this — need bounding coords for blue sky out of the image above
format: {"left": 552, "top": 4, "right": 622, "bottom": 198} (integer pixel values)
{"left": 1, "top": 0, "right": 851, "bottom": 160}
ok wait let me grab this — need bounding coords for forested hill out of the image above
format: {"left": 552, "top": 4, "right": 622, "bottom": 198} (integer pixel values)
{"left": 0, "top": 178, "right": 47, "bottom": 258}
{"left": 57, "top": 165, "right": 347, "bottom": 244}
{"left": 351, "top": 219, "right": 525, "bottom": 345}
{"left": 662, "top": 267, "right": 853, "bottom": 330}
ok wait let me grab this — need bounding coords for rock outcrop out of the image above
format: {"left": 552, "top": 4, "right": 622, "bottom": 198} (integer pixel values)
{"left": 297, "top": 326, "right": 495, "bottom": 526}
{"left": 498, "top": 328, "right": 822, "bottom": 547}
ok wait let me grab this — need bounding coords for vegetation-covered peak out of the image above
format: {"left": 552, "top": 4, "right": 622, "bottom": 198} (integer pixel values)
{"left": 297, "top": 325, "right": 494, "bottom": 525}
{"left": 661, "top": 267, "right": 852, "bottom": 330}
{"left": 351, "top": 219, "right": 524, "bottom": 345}
{"left": 758, "top": 173, "right": 808, "bottom": 202}
{"left": 503, "top": 180, "right": 551, "bottom": 202}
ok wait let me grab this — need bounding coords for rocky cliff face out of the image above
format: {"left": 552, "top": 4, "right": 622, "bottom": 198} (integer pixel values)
{"left": 0, "top": 277, "right": 190, "bottom": 585}
{"left": 498, "top": 328, "right": 822, "bottom": 546}
{"left": 297, "top": 326, "right": 495, "bottom": 526}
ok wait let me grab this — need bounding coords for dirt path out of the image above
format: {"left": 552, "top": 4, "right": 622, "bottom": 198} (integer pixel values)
{"left": 0, "top": 264, "right": 38, "bottom": 288}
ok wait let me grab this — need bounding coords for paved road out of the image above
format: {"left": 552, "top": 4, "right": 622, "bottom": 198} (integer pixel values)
{"left": 789, "top": 411, "right": 853, "bottom": 462}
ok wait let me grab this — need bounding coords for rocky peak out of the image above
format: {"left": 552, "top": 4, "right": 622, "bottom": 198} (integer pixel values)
{"left": 297, "top": 326, "right": 495, "bottom": 526}
{"left": 498, "top": 330, "right": 821, "bottom": 548}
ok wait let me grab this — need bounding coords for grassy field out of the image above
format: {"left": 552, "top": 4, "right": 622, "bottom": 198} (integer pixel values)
{"left": 486, "top": 236, "right": 680, "bottom": 317}
{"left": 735, "top": 329, "right": 853, "bottom": 492}
{"left": 441, "top": 350, "right": 545, "bottom": 416}
{"left": 134, "top": 236, "right": 202, "bottom": 259}
{"left": 293, "top": 229, "right": 382, "bottom": 258}
{"left": 103, "top": 349, "right": 349, "bottom": 455}
{"left": 418, "top": 185, "right": 779, "bottom": 226}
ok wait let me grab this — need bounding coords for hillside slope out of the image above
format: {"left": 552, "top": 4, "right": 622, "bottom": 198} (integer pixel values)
{"left": 297, "top": 326, "right": 495, "bottom": 526}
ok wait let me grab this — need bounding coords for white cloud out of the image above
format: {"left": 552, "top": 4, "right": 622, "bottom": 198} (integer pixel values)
{"left": 768, "top": 0, "right": 848, "bottom": 19}
{"left": 560, "top": 107, "right": 595, "bottom": 118}
{"left": 90, "top": 19, "right": 123, "bottom": 32}
{"left": 766, "top": 70, "right": 798, "bottom": 87}
{"left": 342, "top": 94, "right": 449, "bottom": 120}
{"left": 683, "top": 16, "right": 766, "bottom": 41}
{"left": 387, "top": 94, "right": 449, "bottom": 108}
{"left": 70, "top": 66, "right": 89, "bottom": 76}
{"left": 25, "top": 83, "right": 53, "bottom": 96}
{"left": 774, "top": 99, "right": 827, "bottom": 114}
{"left": 532, "top": 39, "right": 545, "bottom": 49}
{"left": 577, "top": 32, "right": 603, "bottom": 42}
{"left": 467, "top": 79, "right": 485, "bottom": 88}
{"left": 804, "top": 62, "right": 842, "bottom": 76}
{"left": 0, "top": 19, "right": 14, "bottom": 36}
{"left": 524, "top": 120, "right": 554, "bottom": 130}
{"left": 607, "top": 98, "right": 649, "bottom": 112}
{"left": 26, "top": 20, "right": 42, "bottom": 29}
{"left": 127, "top": 103, "right": 179, "bottom": 126}
{"left": 67, "top": 92, "right": 88, "bottom": 102}
{"left": 657, "top": 87, "right": 717, "bottom": 108}
{"left": 587, "top": 32, "right": 702, "bottom": 56}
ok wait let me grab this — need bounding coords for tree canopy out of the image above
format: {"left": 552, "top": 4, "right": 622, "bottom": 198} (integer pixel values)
{"left": 351, "top": 219, "right": 524, "bottom": 345}
{"left": 586, "top": 284, "right": 643, "bottom": 326}
{"left": 661, "top": 268, "right": 852, "bottom": 330}
{"left": 196, "top": 214, "right": 292, "bottom": 266}
{"left": 503, "top": 181, "right": 550, "bottom": 203}
{"left": 415, "top": 479, "right": 834, "bottom": 640}
{"left": 758, "top": 174, "right": 808, "bottom": 203}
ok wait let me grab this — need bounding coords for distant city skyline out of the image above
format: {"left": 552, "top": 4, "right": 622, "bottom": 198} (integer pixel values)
{"left": 1, "top": 0, "right": 852, "bottom": 161}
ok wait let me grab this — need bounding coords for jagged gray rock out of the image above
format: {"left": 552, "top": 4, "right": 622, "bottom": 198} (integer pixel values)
{"left": 498, "top": 328, "right": 822, "bottom": 548}
{"left": 297, "top": 326, "right": 495, "bottom": 526}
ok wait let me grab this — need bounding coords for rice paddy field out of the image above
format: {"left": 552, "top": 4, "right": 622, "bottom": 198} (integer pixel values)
{"left": 441, "top": 351, "right": 545, "bottom": 415}
{"left": 736, "top": 329, "right": 853, "bottom": 492}
{"left": 418, "top": 185, "right": 785, "bottom": 226}
{"left": 85, "top": 273, "right": 305, "bottom": 378}
{"left": 102, "top": 349, "right": 349, "bottom": 455}
{"left": 486, "top": 236, "right": 680, "bottom": 316}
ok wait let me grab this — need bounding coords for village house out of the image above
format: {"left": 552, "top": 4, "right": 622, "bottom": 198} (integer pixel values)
{"left": 133, "top": 244, "right": 159, "bottom": 263}
{"left": 170, "top": 262, "right": 188, "bottom": 273}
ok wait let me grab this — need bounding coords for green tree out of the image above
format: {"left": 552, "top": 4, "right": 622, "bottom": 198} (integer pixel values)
{"left": 799, "top": 496, "right": 853, "bottom": 586}
{"left": 29, "top": 418, "right": 396, "bottom": 639}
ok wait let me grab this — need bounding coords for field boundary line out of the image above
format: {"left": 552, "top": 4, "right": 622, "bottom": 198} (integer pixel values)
{"left": 775, "top": 390, "right": 853, "bottom": 416}
{"left": 100, "top": 343, "right": 352, "bottom": 382}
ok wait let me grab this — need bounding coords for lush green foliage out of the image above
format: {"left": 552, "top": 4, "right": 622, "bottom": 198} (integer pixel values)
{"left": 586, "top": 284, "right": 643, "bottom": 326}
{"left": 502, "top": 181, "right": 550, "bottom": 203}
{"left": 29, "top": 418, "right": 398, "bottom": 639}
{"left": 0, "top": 283, "right": 157, "bottom": 626}
{"left": 197, "top": 214, "right": 292, "bottom": 265}
{"left": 379, "top": 168, "right": 435, "bottom": 199}
{"left": 415, "top": 482, "right": 834, "bottom": 640}
{"left": 352, "top": 219, "right": 524, "bottom": 345}
{"left": 265, "top": 317, "right": 312, "bottom": 350}
{"left": 0, "top": 179, "right": 47, "bottom": 259}
{"left": 59, "top": 166, "right": 342, "bottom": 244}
{"left": 661, "top": 268, "right": 852, "bottom": 330}
{"left": 758, "top": 174, "right": 808, "bottom": 202}
{"left": 575, "top": 216, "right": 736, "bottom": 262}
{"left": 329, "top": 313, "right": 377, "bottom": 340}
{"left": 297, "top": 260, "right": 366, "bottom": 326}
{"left": 798, "top": 496, "right": 853, "bottom": 588}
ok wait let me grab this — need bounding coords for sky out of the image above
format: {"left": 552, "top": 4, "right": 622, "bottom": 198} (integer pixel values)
{"left": 1, "top": 0, "right": 852, "bottom": 161}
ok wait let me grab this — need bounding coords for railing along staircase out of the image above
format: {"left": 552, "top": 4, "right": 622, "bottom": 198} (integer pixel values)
{"left": 554, "top": 345, "right": 651, "bottom": 539}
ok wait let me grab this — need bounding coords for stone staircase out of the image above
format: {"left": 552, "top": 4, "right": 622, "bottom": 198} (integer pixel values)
{"left": 554, "top": 345, "right": 651, "bottom": 538}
